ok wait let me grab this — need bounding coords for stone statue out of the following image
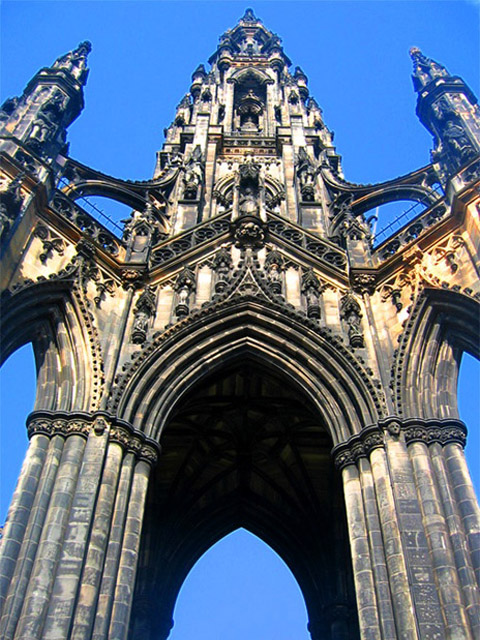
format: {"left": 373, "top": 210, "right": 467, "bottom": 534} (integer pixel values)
{"left": 183, "top": 146, "right": 203, "bottom": 200}
{"left": 239, "top": 186, "right": 259, "bottom": 216}
{"left": 296, "top": 147, "right": 316, "bottom": 201}
{"left": 442, "top": 119, "right": 476, "bottom": 163}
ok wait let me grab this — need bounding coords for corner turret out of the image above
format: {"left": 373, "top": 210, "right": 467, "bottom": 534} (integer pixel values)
{"left": 0, "top": 41, "right": 91, "bottom": 178}
{"left": 411, "top": 47, "right": 480, "bottom": 186}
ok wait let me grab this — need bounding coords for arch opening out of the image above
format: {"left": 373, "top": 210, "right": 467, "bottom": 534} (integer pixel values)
{"left": 458, "top": 352, "right": 480, "bottom": 495}
{"left": 0, "top": 343, "right": 36, "bottom": 522}
{"left": 169, "top": 528, "right": 310, "bottom": 640}
{"left": 130, "top": 362, "right": 359, "bottom": 640}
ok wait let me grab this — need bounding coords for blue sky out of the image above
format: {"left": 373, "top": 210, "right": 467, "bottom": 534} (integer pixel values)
{"left": 1, "top": 2, "right": 479, "bottom": 638}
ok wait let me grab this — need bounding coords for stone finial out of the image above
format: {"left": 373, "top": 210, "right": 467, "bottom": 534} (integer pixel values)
{"left": 409, "top": 46, "right": 448, "bottom": 92}
{"left": 241, "top": 8, "right": 258, "bottom": 23}
{"left": 53, "top": 41, "right": 92, "bottom": 84}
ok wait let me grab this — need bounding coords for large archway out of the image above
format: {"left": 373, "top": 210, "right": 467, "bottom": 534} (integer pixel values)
{"left": 129, "top": 361, "right": 359, "bottom": 640}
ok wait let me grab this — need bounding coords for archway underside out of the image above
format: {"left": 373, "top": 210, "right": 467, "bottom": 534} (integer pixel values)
{"left": 131, "top": 363, "right": 359, "bottom": 640}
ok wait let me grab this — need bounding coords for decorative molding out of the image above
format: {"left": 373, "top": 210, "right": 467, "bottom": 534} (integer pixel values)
{"left": 332, "top": 417, "right": 467, "bottom": 470}
{"left": 109, "top": 294, "right": 385, "bottom": 417}
{"left": 402, "top": 418, "right": 466, "bottom": 447}
{"left": 26, "top": 410, "right": 160, "bottom": 466}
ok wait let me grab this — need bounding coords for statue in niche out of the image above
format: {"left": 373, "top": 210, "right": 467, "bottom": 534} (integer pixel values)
{"left": 0, "top": 173, "right": 24, "bottom": 238}
{"left": 29, "top": 113, "right": 55, "bottom": 144}
{"left": 174, "top": 267, "right": 196, "bottom": 317}
{"left": 213, "top": 247, "right": 232, "bottom": 294}
{"left": 132, "top": 309, "right": 149, "bottom": 338}
{"left": 296, "top": 147, "right": 317, "bottom": 202}
{"left": 131, "top": 286, "right": 156, "bottom": 344}
{"left": 441, "top": 118, "right": 476, "bottom": 164}
{"left": 301, "top": 269, "right": 323, "bottom": 319}
{"left": 340, "top": 294, "right": 365, "bottom": 348}
{"left": 122, "top": 201, "right": 167, "bottom": 248}
{"left": 265, "top": 250, "right": 284, "bottom": 295}
{"left": 239, "top": 186, "right": 259, "bottom": 216}
{"left": 182, "top": 146, "right": 203, "bottom": 200}
{"left": 0, "top": 97, "right": 19, "bottom": 122}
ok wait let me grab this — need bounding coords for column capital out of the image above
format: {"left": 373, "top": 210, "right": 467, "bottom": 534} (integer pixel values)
{"left": 332, "top": 417, "right": 467, "bottom": 470}
{"left": 26, "top": 410, "right": 161, "bottom": 466}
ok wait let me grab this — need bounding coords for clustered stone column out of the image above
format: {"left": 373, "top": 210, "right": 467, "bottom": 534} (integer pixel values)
{"left": 334, "top": 418, "right": 480, "bottom": 640}
{"left": 0, "top": 411, "right": 159, "bottom": 640}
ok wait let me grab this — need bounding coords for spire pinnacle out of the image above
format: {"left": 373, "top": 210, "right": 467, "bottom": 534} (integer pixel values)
{"left": 409, "top": 47, "right": 448, "bottom": 91}
{"left": 53, "top": 41, "right": 92, "bottom": 84}
{"left": 241, "top": 8, "right": 259, "bottom": 23}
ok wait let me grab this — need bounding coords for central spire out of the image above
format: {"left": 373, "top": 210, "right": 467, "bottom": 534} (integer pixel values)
{"left": 208, "top": 8, "right": 291, "bottom": 68}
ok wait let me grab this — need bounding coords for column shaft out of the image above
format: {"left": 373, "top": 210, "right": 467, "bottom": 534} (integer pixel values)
{"left": 14, "top": 434, "right": 86, "bottom": 640}
{"left": 430, "top": 442, "right": 480, "bottom": 635}
{"left": 108, "top": 460, "right": 151, "bottom": 640}
{"left": 70, "top": 442, "right": 124, "bottom": 640}
{"left": 0, "top": 434, "right": 49, "bottom": 611}
{"left": 42, "top": 428, "right": 109, "bottom": 640}
{"left": 92, "top": 453, "right": 135, "bottom": 640}
{"left": 358, "top": 458, "right": 396, "bottom": 639}
{"left": 341, "top": 465, "right": 381, "bottom": 640}
{"left": 369, "top": 447, "right": 419, "bottom": 639}
{"left": 0, "top": 435, "right": 64, "bottom": 640}
{"left": 409, "top": 441, "right": 472, "bottom": 639}
{"left": 444, "top": 443, "right": 480, "bottom": 586}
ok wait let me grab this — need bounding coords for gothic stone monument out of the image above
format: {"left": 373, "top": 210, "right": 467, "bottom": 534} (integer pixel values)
{"left": 0, "top": 9, "right": 479, "bottom": 640}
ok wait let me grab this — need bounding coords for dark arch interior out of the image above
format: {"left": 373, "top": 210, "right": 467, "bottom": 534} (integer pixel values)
{"left": 130, "top": 363, "right": 359, "bottom": 640}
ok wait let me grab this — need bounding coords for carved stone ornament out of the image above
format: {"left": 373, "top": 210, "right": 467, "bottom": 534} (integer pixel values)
{"left": 34, "top": 224, "right": 65, "bottom": 263}
{"left": 402, "top": 419, "right": 467, "bottom": 447}
{"left": 333, "top": 418, "right": 468, "bottom": 470}
{"left": 351, "top": 272, "right": 376, "bottom": 295}
{"left": 384, "top": 418, "right": 402, "bottom": 437}
{"left": 120, "top": 268, "right": 146, "bottom": 290}
{"left": 332, "top": 424, "right": 385, "bottom": 471}
{"left": 232, "top": 215, "right": 266, "bottom": 249}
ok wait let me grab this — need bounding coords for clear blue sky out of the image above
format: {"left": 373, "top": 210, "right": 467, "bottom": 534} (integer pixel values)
{"left": 1, "top": 2, "right": 479, "bottom": 638}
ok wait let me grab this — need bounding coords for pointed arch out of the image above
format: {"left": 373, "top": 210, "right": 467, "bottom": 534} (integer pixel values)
{"left": 113, "top": 298, "right": 383, "bottom": 445}
{"left": 167, "top": 529, "right": 309, "bottom": 640}
{"left": 228, "top": 67, "right": 273, "bottom": 86}
{"left": 392, "top": 287, "right": 480, "bottom": 418}
{"left": 0, "top": 278, "right": 104, "bottom": 412}
{"left": 131, "top": 357, "right": 358, "bottom": 639}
